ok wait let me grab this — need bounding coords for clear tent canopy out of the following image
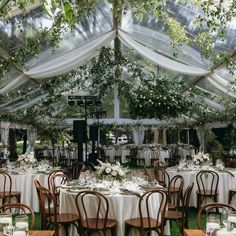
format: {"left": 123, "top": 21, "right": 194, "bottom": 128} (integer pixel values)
{"left": 0, "top": 0, "right": 236, "bottom": 128}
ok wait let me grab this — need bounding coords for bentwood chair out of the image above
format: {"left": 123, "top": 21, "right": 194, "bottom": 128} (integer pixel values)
{"left": 48, "top": 170, "right": 70, "bottom": 207}
{"left": 154, "top": 166, "right": 170, "bottom": 188}
{"left": 167, "top": 175, "right": 184, "bottom": 210}
{"left": 0, "top": 203, "right": 35, "bottom": 229}
{"left": 71, "top": 161, "right": 85, "bottom": 180}
{"left": 197, "top": 202, "right": 236, "bottom": 230}
{"left": 153, "top": 160, "right": 166, "bottom": 168}
{"left": 0, "top": 171, "right": 21, "bottom": 205}
{"left": 165, "top": 182, "right": 194, "bottom": 235}
{"left": 196, "top": 170, "right": 219, "bottom": 209}
{"left": 37, "top": 186, "right": 80, "bottom": 236}
{"left": 75, "top": 190, "right": 117, "bottom": 236}
{"left": 228, "top": 188, "right": 236, "bottom": 205}
{"left": 125, "top": 189, "right": 168, "bottom": 236}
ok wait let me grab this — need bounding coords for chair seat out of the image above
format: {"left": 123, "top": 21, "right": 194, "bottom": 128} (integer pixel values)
{"left": 169, "top": 187, "right": 179, "bottom": 193}
{"left": 165, "top": 210, "right": 182, "bottom": 220}
{"left": 196, "top": 190, "right": 219, "bottom": 196}
{"left": 81, "top": 218, "right": 117, "bottom": 229}
{"left": 168, "top": 203, "right": 177, "bottom": 210}
{"left": 0, "top": 191, "right": 21, "bottom": 196}
{"left": 125, "top": 217, "right": 160, "bottom": 228}
{"left": 48, "top": 213, "right": 80, "bottom": 224}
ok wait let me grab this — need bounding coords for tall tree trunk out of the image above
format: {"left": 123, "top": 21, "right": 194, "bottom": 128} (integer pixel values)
{"left": 9, "top": 128, "right": 17, "bottom": 161}
{"left": 22, "top": 129, "right": 27, "bottom": 154}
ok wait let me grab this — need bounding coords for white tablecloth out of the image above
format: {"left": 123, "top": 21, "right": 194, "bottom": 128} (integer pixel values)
{"left": 0, "top": 172, "right": 49, "bottom": 211}
{"left": 59, "top": 189, "right": 170, "bottom": 236}
{"left": 167, "top": 168, "right": 236, "bottom": 208}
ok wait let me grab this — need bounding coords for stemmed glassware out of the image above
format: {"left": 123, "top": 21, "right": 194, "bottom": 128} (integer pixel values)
{"left": 221, "top": 208, "right": 230, "bottom": 230}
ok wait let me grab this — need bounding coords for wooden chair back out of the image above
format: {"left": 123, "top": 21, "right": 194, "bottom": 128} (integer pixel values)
{"left": 72, "top": 162, "right": 84, "bottom": 180}
{"left": 0, "top": 203, "right": 35, "bottom": 229}
{"left": 154, "top": 166, "right": 170, "bottom": 188}
{"left": 75, "top": 190, "right": 110, "bottom": 229}
{"left": 196, "top": 170, "right": 219, "bottom": 196}
{"left": 168, "top": 175, "right": 184, "bottom": 209}
{"left": 139, "top": 189, "right": 168, "bottom": 234}
{"left": 0, "top": 171, "right": 12, "bottom": 204}
{"left": 48, "top": 170, "right": 69, "bottom": 206}
{"left": 182, "top": 182, "right": 194, "bottom": 228}
{"left": 153, "top": 160, "right": 166, "bottom": 168}
{"left": 37, "top": 186, "right": 59, "bottom": 233}
{"left": 197, "top": 202, "right": 236, "bottom": 230}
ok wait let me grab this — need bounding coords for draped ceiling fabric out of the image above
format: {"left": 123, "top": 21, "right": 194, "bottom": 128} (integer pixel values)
{"left": 26, "top": 125, "right": 37, "bottom": 153}
{"left": 0, "top": 0, "right": 236, "bottom": 126}
{"left": 132, "top": 128, "right": 145, "bottom": 146}
{"left": 0, "top": 121, "right": 10, "bottom": 159}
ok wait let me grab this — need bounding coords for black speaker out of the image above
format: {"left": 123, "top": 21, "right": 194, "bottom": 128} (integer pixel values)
{"left": 89, "top": 126, "right": 98, "bottom": 141}
{"left": 73, "top": 120, "right": 86, "bottom": 143}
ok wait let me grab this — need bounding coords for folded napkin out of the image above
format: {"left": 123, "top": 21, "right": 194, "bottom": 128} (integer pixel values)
{"left": 119, "top": 188, "right": 142, "bottom": 197}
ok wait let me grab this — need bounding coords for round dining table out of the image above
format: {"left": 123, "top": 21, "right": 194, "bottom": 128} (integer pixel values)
{"left": 59, "top": 187, "right": 170, "bottom": 236}
{"left": 0, "top": 170, "right": 49, "bottom": 212}
{"left": 167, "top": 167, "right": 236, "bottom": 208}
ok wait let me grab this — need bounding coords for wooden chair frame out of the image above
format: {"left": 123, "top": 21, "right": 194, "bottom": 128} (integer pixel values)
{"left": 125, "top": 189, "right": 168, "bottom": 236}
{"left": 197, "top": 202, "right": 236, "bottom": 230}
{"left": 0, "top": 203, "right": 35, "bottom": 229}
{"left": 0, "top": 171, "right": 21, "bottom": 205}
{"left": 196, "top": 170, "right": 219, "bottom": 209}
{"left": 75, "top": 190, "right": 117, "bottom": 236}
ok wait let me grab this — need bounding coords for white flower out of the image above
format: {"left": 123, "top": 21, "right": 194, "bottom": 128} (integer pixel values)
{"left": 105, "top": 167, "right": 111, "bottom": 173}
{"left": 118, "top": 170, "right": 124, "bottom": 176}
{"left": 112, "top": 166, "right": 119, "bottom": 171}
{"left": 111, "top": 171, "right": 117, "bottom": 176}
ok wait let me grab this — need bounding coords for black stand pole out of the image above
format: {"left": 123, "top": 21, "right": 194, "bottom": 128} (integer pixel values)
{"left": 77, "top": 142, "right": 83, "bottom": 162}
{"left": 84, "top": 97, "right": 88, "bottom": 165}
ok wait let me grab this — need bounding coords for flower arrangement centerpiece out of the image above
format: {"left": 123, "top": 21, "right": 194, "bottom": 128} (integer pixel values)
{"left": 95, "top": 160, "right": 128, "bottom": 182}
{"left": 193, "top": 152, "right": 210, "bottom": 166}
{"left": 17, "top": 153, "right": 37, "bottom": 167}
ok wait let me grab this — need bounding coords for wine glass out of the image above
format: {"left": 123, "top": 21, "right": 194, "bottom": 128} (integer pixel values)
{"left": 221, "top": 208, "right": 230, "bottom": 229}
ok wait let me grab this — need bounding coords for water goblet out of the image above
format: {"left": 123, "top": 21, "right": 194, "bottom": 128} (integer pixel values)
{"left": 221, "top": 208, "right": 230, "bottom": 230}
{"left": 206, "top": 214, "right": 220, "bottom": 236}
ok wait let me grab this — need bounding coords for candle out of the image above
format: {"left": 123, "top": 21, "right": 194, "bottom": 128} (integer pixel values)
{"left": 13, "top": 231, "right": 26, "bottom": 236}
{"left": 15, "top": 222, "right": 28, "bottom": 229}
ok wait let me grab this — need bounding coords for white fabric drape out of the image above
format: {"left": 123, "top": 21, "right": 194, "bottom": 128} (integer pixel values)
{"left": 0, "top": 74, "right": 29, "bottom": 94}
{"left": 207, "top": 72, "right": 236, "bottom": 97}
{"left": 196, "top": 126, "right": 205, "bottom": 152}
{"left": 26, "top": 30, "right": 116, "bottom": 78}
{"left": 0, "top": 30, "right": 116, "bottom": 95}
{"left": 118, "top": 29, "right": 210, "bottom": 76}
{"left": 26, "top": 125, "right": 37, "bottom": 153}
{"left": 10, "top": 94, "right": 48, "bottom": 112}
{"left": 132, "top": 128, "right": 145, "bottom": 145}
{"left": 0, "top": 121, "right": 10, "bottom": 159}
